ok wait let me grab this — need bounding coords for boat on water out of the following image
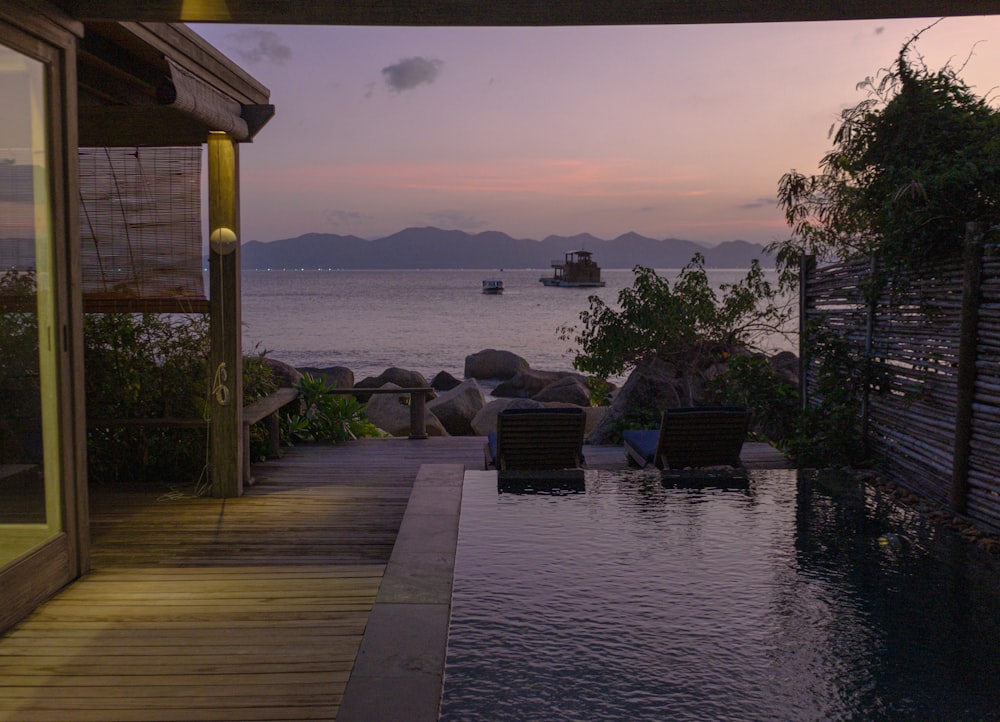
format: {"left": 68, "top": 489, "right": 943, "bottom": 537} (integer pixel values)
{"left": 482, "top": 277, "right": 504, "bottom": 294}
{"left": 539, "top": 250, "right": 606, "bottom": 287}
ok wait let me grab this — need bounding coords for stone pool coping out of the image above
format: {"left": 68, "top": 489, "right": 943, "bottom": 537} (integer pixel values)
{"left": 338, "top": 463, "right": 473, "bottom": 722}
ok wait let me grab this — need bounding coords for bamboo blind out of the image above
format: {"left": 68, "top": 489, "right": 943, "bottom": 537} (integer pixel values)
{"left": 78, "top": 146, "right": 205, "bottom": 312}
{"left": 804, "top": 248, "right": 1000, "bottom": 532}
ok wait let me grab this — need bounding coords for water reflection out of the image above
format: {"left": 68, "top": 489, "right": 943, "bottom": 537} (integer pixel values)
{"left": 443, "top": 468, "right": 1000, "bottom": 722}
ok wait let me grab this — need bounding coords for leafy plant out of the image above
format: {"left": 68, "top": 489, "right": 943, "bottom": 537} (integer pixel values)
{"left": 283, "top": 374, "right": 382, "bottom": 443}
{"left": 770, "top": 26, "right": 1000, "bottom": 292}
{"left": 706, "top": 353, "right": 799, "bottom": 443}
{"left": 561, "top": 255, "right": 791, "bottom": 381}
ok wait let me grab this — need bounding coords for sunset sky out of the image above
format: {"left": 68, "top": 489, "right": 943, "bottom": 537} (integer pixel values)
{"left": 192, "top": 16, "right": 1000, "bottom": 247}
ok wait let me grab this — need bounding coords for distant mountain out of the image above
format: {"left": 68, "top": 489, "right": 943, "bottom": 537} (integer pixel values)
{"left": 239, "top": 227, "right": 772, "bottom": 270}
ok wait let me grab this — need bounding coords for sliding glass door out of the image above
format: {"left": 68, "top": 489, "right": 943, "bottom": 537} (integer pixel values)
{"left": 0, "top": 37, "right": 63, "bottom": 569}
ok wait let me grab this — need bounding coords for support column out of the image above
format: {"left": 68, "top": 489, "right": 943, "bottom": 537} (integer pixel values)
{"left": 207, "top": 132, "right": 243, "bottom": 497}
{"left": 951, "top": 222, "right": 985, "bottom": 514}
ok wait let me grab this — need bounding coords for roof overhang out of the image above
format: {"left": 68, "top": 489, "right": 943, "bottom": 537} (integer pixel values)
{"left": 78, "top": 20, "right": 272, "bottom": 146}
{"left": 59, "top": 0, "right": 1000, "bottom": 26}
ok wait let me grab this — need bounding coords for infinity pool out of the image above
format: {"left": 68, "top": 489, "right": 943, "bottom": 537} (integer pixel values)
{"left": 441, "top": 469, "right": 1000, "bottom": 722}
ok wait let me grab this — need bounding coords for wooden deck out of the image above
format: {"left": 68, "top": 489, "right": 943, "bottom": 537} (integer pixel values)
{"left": 0, "top": 438, "right": 788, "bottom": 721}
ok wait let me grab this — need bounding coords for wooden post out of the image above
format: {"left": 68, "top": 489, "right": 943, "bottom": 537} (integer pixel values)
{"left": 798, "top": 255, "right": 815, "bottom": 411}
{"left": 860, "top": 255, "right": 877, "bottom": 450}
{"left": 950, "top": 222, "right": 985, "bottom": 514}
{"left": 207, "top": 132, "right": 243, "bottom": 497}
{"left": 409, "top": 390, "right": 428, "bottom": 440}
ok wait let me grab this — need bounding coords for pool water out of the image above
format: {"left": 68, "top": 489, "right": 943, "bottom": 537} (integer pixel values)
{"left": 440, "top": 469, "right": 1000, "bottom": 722}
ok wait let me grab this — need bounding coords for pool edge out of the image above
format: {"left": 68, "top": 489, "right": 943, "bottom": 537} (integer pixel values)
{"left": 337, "top": 463, "right": 465, "bottom": 722}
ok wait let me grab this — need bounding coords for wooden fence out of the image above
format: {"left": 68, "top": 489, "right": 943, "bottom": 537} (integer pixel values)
{"left": 801, "top": 224, "right": 1000, "bottom": 532}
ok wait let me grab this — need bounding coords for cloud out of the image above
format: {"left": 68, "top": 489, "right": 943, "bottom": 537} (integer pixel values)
{"left": 227, "top": 29, "right": 292, "bottom": 64}
{"left": 382, "top": 57, "right": 444, "bottom": 92}
{"left": 323, "top": 209, "right": 365, "bottom": 231}
{"left": 739, "top": 198, "right": 777, "bottom": 209}
{"left": 425, "top": 210, "right": 489, "bottom": 231}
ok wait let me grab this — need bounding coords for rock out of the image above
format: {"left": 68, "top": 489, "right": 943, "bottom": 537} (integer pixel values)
{"left": 464, "top": 349, "right": 530, "bottom": 381}
{"left": 364, "top": 383, "right": 448, "bottom": 437}
{"left": 356, "top": 367, "right": 434, "bottom": 402}
{"left": 493, "top": 368, "right": 581, "bottom": 398}
{"left": 263, "top": 357, "right": 304, "bottom": 387}
{"left": 298, "top": 365, "right": 354, "bottom": 389}
{"left": 587, "top": 356, "right": 684, "bottom": 444}
{"left": 532, "top": 375, "right": 591, "bottom": 406}
{"left": 427, "top": 380, "right": 487, "bottom": 435}
{"left": 769, "top": 350, "right": 800, "bottom": 387}
{"left": 584, "top": 406, "right": 608, "bottom": 436}
{"left": 470, "top": 398, "right": 545, "bottom": 436}
{"left": 431, "top": 370, "right": 463, "bottom": 392}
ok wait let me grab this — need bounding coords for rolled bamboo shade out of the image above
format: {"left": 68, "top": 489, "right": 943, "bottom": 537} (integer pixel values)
{"left": 79, "top": 146, "right": 206, "bottom": 313}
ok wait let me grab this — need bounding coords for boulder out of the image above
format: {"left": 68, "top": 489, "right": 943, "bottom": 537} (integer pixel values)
{"left": 356, "top": 367, "right": 434, "bottom": 402}
{"left": 470, "top": 398, "right": 545, "bottom": 436}
{"left": 364, "top": 383, "right": 448, "bottom": 437}
{"left": 427, "top": 380, "right": 487, "bottom": 436}
{"left": 493, "top": 368, "right": 574, "bottom": 398}
{"left": 769, "top": 350, "right": 800, "bottom": 388}
{"left": 431, "top": 370, "right": 463, "bottom": 392}
{"left": 532, "top": 375, "right": 591, "bottom": 406}
{"left": 464, "top": 349, "right": 530, "bottom": 381}
{"left": 587, "top": 356, "right": 684, "bottom": 444}
{"left": 263, "top": 357, "right": 304, "bottom": 388}
{"left": 298, "top": 365, "right": 354, "bottom": 389}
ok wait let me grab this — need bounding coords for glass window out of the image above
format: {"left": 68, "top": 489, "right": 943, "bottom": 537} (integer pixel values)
{"left": 0, "top": 41, "right": 62, "bottom": 566}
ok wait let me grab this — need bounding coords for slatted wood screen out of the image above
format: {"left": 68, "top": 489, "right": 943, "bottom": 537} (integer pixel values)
{"left": 802, "top": 238, "right": 1000, "bottom": 532}
{"left": 78, "top": 146, "right": 206, "bottom": 312}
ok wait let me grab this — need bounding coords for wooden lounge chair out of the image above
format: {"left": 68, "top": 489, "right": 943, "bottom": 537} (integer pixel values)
{"left": 622, "top": 406, "right": 750, "bottom": 470}
{"left": 485, "top": 407, "right": 586, "bottom": 479}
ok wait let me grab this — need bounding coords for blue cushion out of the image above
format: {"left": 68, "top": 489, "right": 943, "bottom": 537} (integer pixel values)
{"left": 487, "top": 432, "right": 498, "bottom": 463}
{"left": 621, "top": 429, "right": 659, "bottom": 462}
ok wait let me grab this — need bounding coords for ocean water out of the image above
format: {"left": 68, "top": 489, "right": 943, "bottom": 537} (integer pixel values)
{"left": 240, "top": 268, "right": 793, "bottom": 383}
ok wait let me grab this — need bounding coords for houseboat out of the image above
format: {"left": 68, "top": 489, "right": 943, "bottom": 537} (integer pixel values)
{"left": 482, "top": 277, "right": 504, "bottom": 294}
{"left": 539, "top": 250, "right": 606, "bottom": 287}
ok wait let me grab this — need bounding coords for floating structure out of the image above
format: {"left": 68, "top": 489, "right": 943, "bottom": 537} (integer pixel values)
{"left": 482, "top": 277, "right": 504, "bottom": 294}
{"left": 539, "top": 250, "right": 606, "bottom": 287}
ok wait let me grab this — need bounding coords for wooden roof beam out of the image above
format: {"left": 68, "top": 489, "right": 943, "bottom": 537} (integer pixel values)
{"left": 61, "top": 0, "right": 1000, "bottom": 26}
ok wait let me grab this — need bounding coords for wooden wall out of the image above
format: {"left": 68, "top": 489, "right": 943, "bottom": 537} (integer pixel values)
{"left": 802, "top": 229, "right": 1000, "bottom": 532}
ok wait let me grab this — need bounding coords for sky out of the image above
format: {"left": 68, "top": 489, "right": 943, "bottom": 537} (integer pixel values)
{"left": 192, "top": 16, "right": 1000, "bottom": 247}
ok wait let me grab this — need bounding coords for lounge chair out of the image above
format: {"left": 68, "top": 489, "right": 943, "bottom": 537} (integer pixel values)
{"left": 485, "top": 407, "right": 586, "bottom": 476}
{"left": 622, "top": 406, "right": 750, "bottom": 470}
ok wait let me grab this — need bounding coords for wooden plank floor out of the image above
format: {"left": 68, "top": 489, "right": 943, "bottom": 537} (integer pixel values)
{"left": 0, "top": 437, "right": 789, "bottom": 722}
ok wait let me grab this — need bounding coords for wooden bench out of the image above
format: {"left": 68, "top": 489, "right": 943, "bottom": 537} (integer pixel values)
{"left": 88, "top": 386, "right": 302, "bottom": 486}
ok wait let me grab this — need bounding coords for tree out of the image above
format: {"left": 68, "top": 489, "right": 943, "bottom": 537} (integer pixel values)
{"left": 770, "top": 25, "right": 1000, "bottom": 290}
{"left": 561, "top": 254, "right": 791, "bottom": 379}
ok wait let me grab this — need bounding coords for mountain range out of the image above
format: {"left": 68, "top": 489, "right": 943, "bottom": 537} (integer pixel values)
{"left": 239, "top": 227, "right": 773, "bottom": 270}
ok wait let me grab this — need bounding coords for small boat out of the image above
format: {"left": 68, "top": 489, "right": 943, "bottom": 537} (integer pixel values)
{"left": 539, "top": 249, "right": 606, "bottom": 287}
{"left": 482, "top": 277, "right": 504, "bottom": 294}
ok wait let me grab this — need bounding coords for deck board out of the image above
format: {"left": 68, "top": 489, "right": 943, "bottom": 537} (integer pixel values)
{"left": 0, "top": 437, "right": 788, "bottom": 721}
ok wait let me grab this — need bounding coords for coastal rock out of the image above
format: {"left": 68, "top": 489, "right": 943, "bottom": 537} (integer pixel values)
{"left": 532, "top": 375, "right": 591, "bottom": 406}
{"left": 427, "top": 380, "right": 486, "bottom": 436}
{"left": 470, "top": 398, "right": 545, "bottom": 436}
{"left": 769, "top": 350, "right": 799, "bottom": 388}
{"left": 493, "top": 368, "right": 578, "bottom": 398}
{"left": 356, "top": 367, "right": 435, "bottom": 402}
{"left": 588, "top": 357, "right": 684, "bottom": 444}
{"left": 298, "top": 365, "right": 354, "bottom": 389}
{"left": 263, "top": 357, "right": 304, "bottom": 388}
{"left": 464, "top": 349, "right": 530, "bottom": 381}
{"left": 431, "top": 370, "right": 463, "bottom": 392}
{"left": 364, "top": 383, "right": 448, "bottom": 438}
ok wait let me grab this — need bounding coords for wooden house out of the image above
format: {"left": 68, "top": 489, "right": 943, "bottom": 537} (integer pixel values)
{"left": 1, "top": 0, "right": 995, "bottom": 635}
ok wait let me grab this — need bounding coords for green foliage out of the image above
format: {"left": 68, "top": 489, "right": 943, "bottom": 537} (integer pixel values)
{"left": 783, "top": 321, "right": 870, "bottom": 468}
{"left": 706, "top": 354, "right": 799, "bottom": 443}
{"left": 84, "top": 314, "right": 279, "bottom": 483}
{"left": 0, "top": 270, "right": 41, "bottom": 463}
{"left": 283, "top": 374, "right": 382, "bottom": 444}
{"left": 771, "top": 27, "right": 1000, "bottom": 291}
{"left": 561, "top": 255, "right": 791, "bottom": 379}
